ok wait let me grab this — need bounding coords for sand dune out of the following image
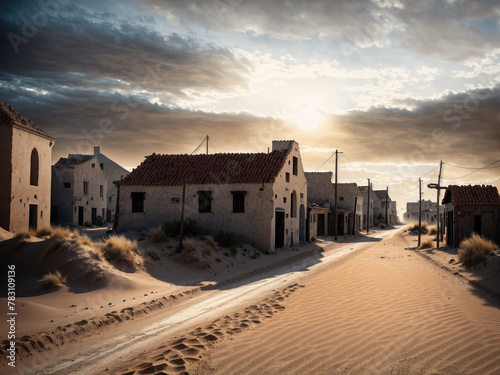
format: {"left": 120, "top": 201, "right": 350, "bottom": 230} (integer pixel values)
{"left": 200, "top": 232, "right": 500, "bottom": 375}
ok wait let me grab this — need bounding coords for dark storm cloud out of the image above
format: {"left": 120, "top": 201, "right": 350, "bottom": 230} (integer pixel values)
{"left": 0, "top": 3, "right": 251, "bottom": 97}
{"left": 140, "top": 0, "right": 500, "bottom": 60}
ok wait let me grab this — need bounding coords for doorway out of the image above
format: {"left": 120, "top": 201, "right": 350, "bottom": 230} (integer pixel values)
{"left": 29, "top": 204, "right": 38, "bottom": 230}
{"left": 275, "top": 210, "right": 285, "bottom": 249}
{"left": 78, "top": 206, "right": 84, "bottom": 226}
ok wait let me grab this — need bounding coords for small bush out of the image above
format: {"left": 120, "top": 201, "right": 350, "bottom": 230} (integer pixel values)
{"left": 143, "top": 248, "right": 161, "bottom": 261}
{"left": 214, "top": 230, "right": 240, "bottom": 248}
{"left": 429, "top": 226, "right": 437, "bottom": 235}
{"left": 46, "top": 239, "right": 70, "bottom": 254}
{"left": 181, "top": 238, "right": 198, "bottom": 253}
{"left": 35, "top": 227, "right": 53, "bottom": 237}
{"left": 40, "top": 270, "right": 67, "bottom": 289}
{"left": 408, "top": 222, "right": 428, "bottom": 233}
{"left": 162, "top": 218, "right": 202, "bottom": 238}
{"left": 102, "top": 235, "right": 139, "bottom": 268}
{"left": 93, "top": 247, "right": 105, "bottom": 261}
{"left": 230, "top": 247, "right": 238, "bottom": 256}
{"left": 77, "top": 234, "right": 94, "bottom": 248}
{"left": 205, "top": 236, "right": 218, "bottom": 250}
{"left": 148, "top": 226, "right": 168, "bottom": 243}
{"left": 420, "top": 240, "right": 433, "bottom": 249}
{"left": 380, "top": 224, "right": 386, "bottom": 229}
{"left": 14, "top": 231, "right": 31, "bottom": 240}
{"left": 51, "top": 226, "right": 79, "bottom": 240}
{"left": 202, "top": 247, "right": 213, "bottom": 257}
{"left": 458, "top": 233, "right": 497, "bottom": 268}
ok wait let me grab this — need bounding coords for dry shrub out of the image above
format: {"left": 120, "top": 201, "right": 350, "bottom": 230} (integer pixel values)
{"left": 50, "top": 226, "right": 79, "bottom": 240}
{"left": 35, "top": 227, "right": 53, "bottom": 237}
{"left": 77, "top": 234, "right": 94, "bottom": 248}
{"left": 408, "top": 222, "right": 428, "bottom": 233}
{"left": 458, "top": 233, "right": 497, "bottom": 268}
{"left": 144, "top": 248, "right": 161, "bottom": 261}
{"left": 148, "top": 226, "right": 168, "bottom": 243}
{"left": 40, "top": 270, "right": 67, "bottom": 289}
{"left": 181, "top": 238, "right": 198, "bottom": 253}
{"left": 429, "top": 226, "right": 437, "bottom": 235}
{"left": 202, "top": 247, "right": 213, "bottom": 257}
{"left": 14, "top": 230, "right": 31, "bottom": 240}
{"left": 420, "top": 240, "right": 433, "bottom": 249}
{"left": 102, "top": 235, "right": 139, "bottom": 268}
{"left": 93, "top": 247, "right": 105, "bottom": 261}
{"left": 205, "top": 236, "right": 218, "bottom": 250}
{"left": 46, "top": 239, "right": 70, "bottom": 255}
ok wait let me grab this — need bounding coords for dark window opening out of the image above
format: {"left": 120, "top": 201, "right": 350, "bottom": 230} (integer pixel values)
{"left": 92, "top": 163, "right": 95, "bottom": 168}
{"left": 109, "top": 196, "right": 112, "bottom": 203}
{"left": 283, "top": 197, "right": 287, "bottom": 203}
{"left": 286, "top": 172, "right": 290, "bottom": 182}
{"left": 232, "top": 191, "right": 245, "bottom": 213}
{"left": 198, "top": 191, "right": 212, "bottom": 213}
{"left": 30, "top": 149, "right": 39, "bottom": 186}
{"left": 100, "top": 163, "right": 104, "bottom": 170}
{"left": 293, "top": 156, "right": 298, "bottom": 175}
{"left": 339, "top": 197, "right": 344, "bottom": 201}
{"left": 100, "top": 184, "right": 104, "bottom": 198}
{"left": 291, "top": 191, "right": 297, "bottom": 218}
{"left": 63, "top": 182, "right": 71, "bottom": 188}
{"left": 131, "top": 192, "right": 145, "bottom": 213}
{"left": 83, "top": 180, "right": 89, "bottom": 195}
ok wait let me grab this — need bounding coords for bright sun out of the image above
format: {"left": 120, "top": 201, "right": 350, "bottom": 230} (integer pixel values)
{"left": 289, "top": 103, "right": 324, "bottom": 131}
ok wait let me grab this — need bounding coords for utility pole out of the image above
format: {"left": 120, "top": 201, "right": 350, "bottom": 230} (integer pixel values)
{"left": 353, "top": 196, "right": 358, "bottom": 235}
{"left": 367, "top": 178, "right": 370, "bottom": 234}
{"left": 436, "top": 160, "right": 443, "bottom": 249}
{"left": 206, "top": 135, "right": 209, "bottom": 155}
{"left": 385, "top": 186, "right": 389, "bottom": 226}
{"left": 427, "top": 160, "right": 444, "bottom": 249}
{"left": 178, "top": 179, "right": 186, "bottom": 253}
{"left": 418, "top": 177, "right": 422, "bottom": 247}
{"left": 334, "top": 150, "right": 338, "bottom": 241}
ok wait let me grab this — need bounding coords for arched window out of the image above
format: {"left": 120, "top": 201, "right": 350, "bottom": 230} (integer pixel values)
{"left": 290, "top": 190, "right": 297, "bottom": 218}
{"left": 30, "top": 148, "right": 39, "bottom": 186}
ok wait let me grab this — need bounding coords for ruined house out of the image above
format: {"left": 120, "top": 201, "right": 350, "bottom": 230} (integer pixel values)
{"left": 336, "top": 183, "right": 364, "bottom": 234}
{"left": 304, "top": 172, "right": 335, "bottom": 239}
{"left": 0, "top": 101, "right": 55, "bottom": 232}
{"left": 115, "top": 140, "right": 307, "bottom": 252}
{"left": 442, "top": 185, "right": 500, "bottom": 247}
{"left": 51, "top": 154, "right": 107, "bottom": 226}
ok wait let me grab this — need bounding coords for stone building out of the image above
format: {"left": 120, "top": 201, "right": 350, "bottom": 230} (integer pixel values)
{"left": 442, "top": 185, "right": 499, "bottom": 247}
{"left": 304, "top": 172, "right": 335, "bottom": 239}
{"left": 51, "top": 154, "right": 107, "bottom": 226}
{"left": 359, "top": 185, "right": 380, "bottom": 229}
{"left": 374, "top": 190, "right": 397, "bottom": 225}
{"left": 336, "top": 183, "right": 364, "bottom": 233}
{"left": 115, "top": 140, "right": 307, "bottom": 252}
{"left": 404, "top": 200, "right": 443, "bottom": 224}
{"left": 92, "top": 146, "right": 130, "bottom": 222}
{"left": 0, "top": 101, "right": 55, "bottom": 232}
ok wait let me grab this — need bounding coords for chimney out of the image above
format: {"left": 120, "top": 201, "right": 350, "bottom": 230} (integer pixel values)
{"left": 94, "top": 146, "right": 100, "bottom": 156}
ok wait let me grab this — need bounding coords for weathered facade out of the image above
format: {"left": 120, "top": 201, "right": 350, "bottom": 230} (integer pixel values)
{"left": 116, "top": 141, "right": 307, "bottom": 252}
{"left": 304, "top": 172, "right": 335, "bottom": 238}
{"left": 442, "top": 185, "right": 500, "bottom": 247}
{"left": 51, "top": 155, "right": 107, "bottom": 226}
{"left": 359, "top": 185, "right": 380, "bottom": 229}
{"left": 0, "top": 101, "right": 55, "bottom": 232}
{"left": 336, "top": 183, "right": 364, "bottom": 233}
{"left": 93, "top": 146, "right": 130, "bottom": 223}
{"left": 404, "top": 200, "right": 443, "bottom": 224}
{"left": 374, "top": 190, "right": 397, "bottom": 225}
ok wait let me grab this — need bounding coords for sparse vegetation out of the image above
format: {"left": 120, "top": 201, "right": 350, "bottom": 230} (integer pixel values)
{"left": 102, "top": 235, "right": 139, "bottom": 268}
{"left": 143, "top": 248, "right": 161, "bottom": 261}
{"left": 35, "top": 227, "right": 53, "bottom": 237}
{"left": 204, "top": 236, "right": 218, "bottom": 250}
{"left": 162, "top": 218, "right": 202, "bottom": 238}
{"left": 408, "top": 222, "right": 428, "bottom": 233}
{"left": 180, "top": 238, "right": 198, "bottom": 253}
{"left": 214, "top": 230, "right": 240, "bottom": 248}
{"left": 202, "top": 247, "right": 213, "bottom": 257}
{"left": 148, "top": 226, "right": 168, "bottom": 243}
{"left": 77, "top": 234, "right": 94, "bottom": 248}
{"left": 46, "top": 238, "right": 70, "bottom": 254}
{"left": 429, "top": 226, "right": 437, "bottom": 235}
{"left": 420, "top": 240, "right": 433, "bottom": 249}
{"left": 458, "top": 233, "right": 497, "bottom": 268}
{"left": 40, "top": 270, "right": 67, "bottom": 289}
{"left": 93, "top": 247, "right": 105, "bottom": 261}
{"left": 14, "top": 230, "right": 31, "bottom": 240}
{"left": 50, "top": 226, "right": 79, "bottom": 240}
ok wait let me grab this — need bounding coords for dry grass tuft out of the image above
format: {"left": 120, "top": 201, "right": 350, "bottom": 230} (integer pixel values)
{"left": 458, "top": 233, "right": 497, "bottom": 268}
{"left": 429, "top": 226, "right": 437, "bottom": 235}
{"left": 102, "top": 235, "right": 139, "bottom": 268}
{"left": 40, "top": 270, "right": 67, "bottom": 289}
{"left": 14, "top": 230, "right": 31, "bottom": 240}
{"left": 420, "top": 240, "right": 433, "bottom": 249}
{"left": 204, "top": 236, "right": 218, "bottom": 250}
{"left": 35, "top": 227, "right": 53, "bottom": 237}
{"left": 92, "top": 247, "right": 105, "bottom": 261}
{"left": 143, "top": 248, "right": 161, "bottom": 261}
{"left": 181, "top": 238, "right": 198, "bottom": 253}
{"left": 50, "top": 226, "right": 79, "bottom": 240}
{"left": 148, "top": 226, "right": 168, "bottom": 243}
{"left": 76, "top": 234, "right": 94, "bottom": 248}
{"left": 409, "top": 222, "right": 428, "bottom": 233}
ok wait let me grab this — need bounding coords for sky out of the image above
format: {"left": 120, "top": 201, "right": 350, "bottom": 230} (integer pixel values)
{"left": 1, "top": 0, "right": 499, "bottom": 215}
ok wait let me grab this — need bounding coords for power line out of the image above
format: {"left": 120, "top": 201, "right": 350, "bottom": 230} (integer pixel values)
{"left": 443, "top": 159, "right": 500, "bottom": 170}
{"left": 442, "top": 159, "right": 500, "bottom": 180}
{"left": 191, "top": 137, "right": 206, "bottom": 155}
{"left": 315, "top": 151, "right": 336, "bottom": 171}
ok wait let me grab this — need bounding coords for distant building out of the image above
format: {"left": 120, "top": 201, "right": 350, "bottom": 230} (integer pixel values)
{"left": 116, "top": 140, "right": 307, "bottom": 252}
{"left": 359, "top": 185, "right": 380, "bottom": 229}
{"left": 0, "top": 101, "right": 55, "bottom": 232}
{"left": 51, "top": 155, "right": 107, "bottom": 226}
{"left": 442, "top": 185, "right": 500, "bottom": 247}
{"left": 304, "top": 172, "right": 335, "bottom": 239}
{"left": 403, "top": 200, "right": 443, "bottom": 224}
{"left": 336, "top": 183, "right": 364, "bottom": 234}
{"left": 373, "top": 190, "right": 397, "bottom": 225}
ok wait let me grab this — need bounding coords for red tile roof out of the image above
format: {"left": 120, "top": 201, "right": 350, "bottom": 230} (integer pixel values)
{"left": 117, "top": 150, "right": 290, "bottom": 186}
{"left": 0, "top": 100, "right": 54, "bottom": 140}
{"left": 442, "top": 185, "right": 500, "bottom": 206}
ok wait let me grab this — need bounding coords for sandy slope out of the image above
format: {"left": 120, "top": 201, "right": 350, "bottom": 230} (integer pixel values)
{"left": 197, "top": 231, "right": 500, "bottom": 375}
